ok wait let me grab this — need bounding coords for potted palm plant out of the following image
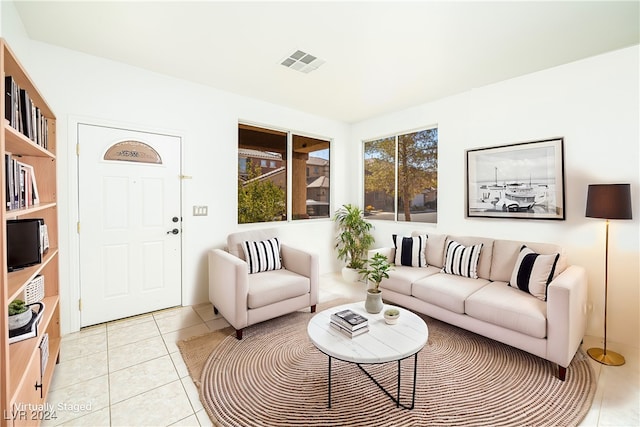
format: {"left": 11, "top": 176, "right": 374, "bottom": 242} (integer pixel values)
{"left": 334, "top": 204, "right": 375, "bottom": 282}
{"left": 359, "top": 252, "right": 392, "bottom": 313}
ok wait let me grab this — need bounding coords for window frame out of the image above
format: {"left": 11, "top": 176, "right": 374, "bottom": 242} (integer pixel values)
{"left": 362, "top": 125, "right": 438, "bottom": 223}
{"left": 237, "top": 121, "right": 332, "bottom": 224}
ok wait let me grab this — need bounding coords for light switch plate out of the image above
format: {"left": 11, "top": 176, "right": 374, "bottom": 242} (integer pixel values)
{"left": 193, "top": 206, "right": 208, "bottom": 216}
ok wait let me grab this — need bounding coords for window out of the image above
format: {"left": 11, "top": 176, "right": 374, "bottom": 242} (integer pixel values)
{"left": 364, "top": 127, "right": 438, "bottom": 222}
{"left": 238, "top": 124, "right": 330, "bottom": 223}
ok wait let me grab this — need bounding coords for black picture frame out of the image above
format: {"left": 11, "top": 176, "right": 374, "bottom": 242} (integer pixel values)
{"left": 466, "top": 137, "right": 565, "bottom": 220}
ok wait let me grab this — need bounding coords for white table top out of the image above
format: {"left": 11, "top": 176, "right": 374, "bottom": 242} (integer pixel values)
{"left": 307, "top": 302, "right": 428, "bottom": 364}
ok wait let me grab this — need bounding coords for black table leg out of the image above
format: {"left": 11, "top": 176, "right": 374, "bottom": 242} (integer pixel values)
{"left": 397, "top": 360, "right": 401, "bottom": 408}
{"left": 328, "top": 355, "right": 332, "bottom": 408}
{"left": 410, "top": 353, "right": 418, "bottom": 409}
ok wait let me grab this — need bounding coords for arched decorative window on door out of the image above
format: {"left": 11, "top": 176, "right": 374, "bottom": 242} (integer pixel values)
{"left": 103, "top": 140, "right": 162, "bottom": 164}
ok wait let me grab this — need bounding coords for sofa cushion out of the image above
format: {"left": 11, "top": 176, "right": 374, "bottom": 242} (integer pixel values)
{"left": 448, "top": 235, "right": 495, "bottom": 279}
{"left": 247, "top": 269, "right": 310, "bottom": 309}
{"left": 491, "top": 239, "right": 566, "bottom": 282}
{"left": 465, "top": 281, "right": 547, "bottom": 338}
{"left": 393, "top": 234, "right": 427, "bottom": 267}
{"left": 412, "top": 273, "right": 490, "bottom": 314}
{"left": 412, "top": 232, "right": 448, "bottom": 268}
{"left": 242, "top": 237, "right": 282, "bottom": 274}
{"left": 441, "top": 240, "right": 483, "bottom": 279}
{"left": 380, "top": 266, "right": 439, "bottom": 295}
{"left": 509, "top": 246, "right": 560, "bottom": 301}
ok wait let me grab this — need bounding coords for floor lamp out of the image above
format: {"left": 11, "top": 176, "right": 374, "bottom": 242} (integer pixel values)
{"left": 585, "top": 183, "right": 632, "bottom": 366}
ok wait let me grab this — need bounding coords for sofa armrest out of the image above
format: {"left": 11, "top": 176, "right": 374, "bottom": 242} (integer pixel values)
{"left": 208, "top": 249, "right": 249, "bottom": 330}
{"left": 368, "top": 247, "right": 394, "bottom": 263}
{"left": 546, "top": 265, "right": 588, "bottom": 367}
{"left": 281, "top": 244, "right": 319, "bottom": 305}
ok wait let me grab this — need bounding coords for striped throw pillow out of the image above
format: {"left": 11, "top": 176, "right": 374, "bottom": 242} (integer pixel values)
{"left": 509, "top": 245, "right": 559, "bottom": 301}
{"left": 441, "top": 240, "right": 483, "bottom": 279}
{"left": 392, "top": 234, "right": 428, "bottom": 267}
{"left": 242, "top": 237, "right": 282, "bottom": 274}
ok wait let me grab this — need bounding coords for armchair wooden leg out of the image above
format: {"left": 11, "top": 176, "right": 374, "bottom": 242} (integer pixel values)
{"left": 310, "top": 304, "right": 316, "bottom": 313}
{"left": 235, "top": 329, "right": 243, "bottom": 340}
{"left": 558, "top": 365, "right": 567, "bottom": 381}
{"left": 213, "top": 306, "right": 219, "bottom": 315}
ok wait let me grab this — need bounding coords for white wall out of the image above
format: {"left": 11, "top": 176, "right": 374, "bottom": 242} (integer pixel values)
{"left": 2, "top": 2, "right": 350, "bottom": 334}
{"left": 352, "top": 46, "right": 640, "bottom": 348}
{"left": 3, "top": 2, "right": 639, "bottom": 348}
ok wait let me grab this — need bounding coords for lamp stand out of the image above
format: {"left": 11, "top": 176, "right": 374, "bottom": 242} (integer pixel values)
{"left": 587, "top": 219, "right": 625, "bottom": 366}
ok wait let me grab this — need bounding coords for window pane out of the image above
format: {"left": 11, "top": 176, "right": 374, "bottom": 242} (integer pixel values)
{"left": 292, "top": 135, "right": 330, "bottom": 219}
{"left": 364, "top": 137, "right": 396, "bottom": 221}
{"left": 397, "top": 128, "right": 438, "bottom": 223}
{"left": 238, "top": 125, "right": 287, "bottom": 223}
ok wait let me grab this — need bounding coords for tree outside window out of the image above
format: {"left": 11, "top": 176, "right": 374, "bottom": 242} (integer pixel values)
{"left": 237, "top": 124, "right": 330, "bottom": 223}
{"left": 364, "top": 128, "right": 438, "bottom": 223}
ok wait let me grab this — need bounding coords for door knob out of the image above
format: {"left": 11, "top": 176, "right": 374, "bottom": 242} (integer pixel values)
{"left": 167, "top": 228, "right": 179, "bottom": 235}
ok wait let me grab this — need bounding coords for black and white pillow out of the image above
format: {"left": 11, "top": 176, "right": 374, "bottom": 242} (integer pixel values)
{"left": 441, "top": 240, "right": 483, "bottom": 279}
{"left": 242, "top": 237, "right": 282, "bottom": 274}
{"left": 509, "top": 245, "right": 559, "bottom": 301}
{"left": 392, "top": 234, "right": 427, "bottom": 267}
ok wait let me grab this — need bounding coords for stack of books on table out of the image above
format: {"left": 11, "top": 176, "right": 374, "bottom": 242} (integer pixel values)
{"left": 330, "top": 309, "right": 369, "bottom": 338}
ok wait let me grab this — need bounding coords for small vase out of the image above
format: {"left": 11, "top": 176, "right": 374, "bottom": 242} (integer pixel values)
{"left": 365, "top": 289, "right": 383, "bottom": 314}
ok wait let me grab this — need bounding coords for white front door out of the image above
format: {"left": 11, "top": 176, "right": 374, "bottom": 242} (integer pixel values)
{"left": 78, "top": 123, "right": 182, "bottom": 326}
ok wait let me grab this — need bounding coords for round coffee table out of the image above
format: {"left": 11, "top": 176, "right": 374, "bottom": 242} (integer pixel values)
{"left": 307, "top": 302, "right": 428, "bottom": 409}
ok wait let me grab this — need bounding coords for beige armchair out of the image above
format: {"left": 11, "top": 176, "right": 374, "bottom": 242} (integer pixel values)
{"left": 209, "top": 228, "right": 319, "bottom": 339}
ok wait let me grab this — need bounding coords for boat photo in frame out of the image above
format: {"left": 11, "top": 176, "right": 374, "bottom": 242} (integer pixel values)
{"left": 466, "top": 137, "right": 565, "bottom": 220}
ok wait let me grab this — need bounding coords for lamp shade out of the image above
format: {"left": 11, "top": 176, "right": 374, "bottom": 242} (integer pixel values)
{"left": 586, "top": 184, "right": 632, "bottom": 220}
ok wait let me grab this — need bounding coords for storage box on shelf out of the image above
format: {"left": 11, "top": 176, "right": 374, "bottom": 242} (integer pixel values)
{"left": 1, "top": 38, "right": 60, "bottom": 427}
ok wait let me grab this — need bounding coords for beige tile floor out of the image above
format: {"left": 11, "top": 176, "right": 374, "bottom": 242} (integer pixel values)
{"left": 44, "top": 273, "right": 638, "bottom": 426}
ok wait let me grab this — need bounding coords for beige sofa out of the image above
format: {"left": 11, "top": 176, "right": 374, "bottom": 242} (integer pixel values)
{"left": 372, "top": 232, "right": 588, "bottom": 380}
{"left": 209, "top": 228, "right": 319, "bottom": 339}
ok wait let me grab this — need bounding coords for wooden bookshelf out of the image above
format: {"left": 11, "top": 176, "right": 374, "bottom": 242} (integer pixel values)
{"left": 1, "top": 39, "right": 60, "bottom": 427}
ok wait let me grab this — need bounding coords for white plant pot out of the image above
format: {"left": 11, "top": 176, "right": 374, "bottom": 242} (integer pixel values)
{"left": 365, "top": 289, "right": 383, "bottom": 314}
{"left": 384, "top": 309, "right": 400, "bottom": 325}
{"left": 8, "top": 309, "right": 32, "bottom": 330}
{"left": 341, "top": 267, "right": 361, "bottom": 283}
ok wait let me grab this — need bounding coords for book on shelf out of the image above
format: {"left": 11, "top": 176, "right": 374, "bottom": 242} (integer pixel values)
{"left": 330, "top": 320, "right": 369, "bottom": 338}
{"left": 4, "top": 153, "right": 40, "bottom": 210}
{"left": 39, "top": 333, "right": 49, "bottom": 379}
{"left": 4, "top": 75, "right": 49, "bottom": 149}
{"left": 331, "top": 309, "right": 368, "bottom": 331}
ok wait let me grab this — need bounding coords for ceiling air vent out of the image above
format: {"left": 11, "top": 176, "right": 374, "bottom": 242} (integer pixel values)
{"left": 280, "top": 50, "right": 325, "bottom": 74}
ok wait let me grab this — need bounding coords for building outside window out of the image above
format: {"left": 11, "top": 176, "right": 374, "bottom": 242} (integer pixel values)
{"left": 363, "top": 127, "right": 438, "bottom": 223}
{"left": 237, "top": 124, "right": 330, "bottom": 223}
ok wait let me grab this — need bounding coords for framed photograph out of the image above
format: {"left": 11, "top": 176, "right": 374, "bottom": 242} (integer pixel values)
{"left": 466, "top": 137, "right": 565, "bottom": 220}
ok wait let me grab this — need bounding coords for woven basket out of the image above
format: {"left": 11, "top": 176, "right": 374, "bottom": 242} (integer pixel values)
{"left": 24, "top": 275, "right": 44, "bottom": 304}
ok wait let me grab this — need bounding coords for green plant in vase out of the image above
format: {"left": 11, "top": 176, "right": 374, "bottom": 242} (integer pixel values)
{"left": 334, "top": 204, "right": 375, "bottom": 281}
{"left": 8, "top": 299, "right": 31, "bottom": 330}
{"left": 359, "top": 252, "right": 392, "bottom": 313}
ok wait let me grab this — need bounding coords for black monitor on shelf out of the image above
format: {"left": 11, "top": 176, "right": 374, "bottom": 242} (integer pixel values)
{"left": 7, "top": 218, "right": 42, "bottom": 272}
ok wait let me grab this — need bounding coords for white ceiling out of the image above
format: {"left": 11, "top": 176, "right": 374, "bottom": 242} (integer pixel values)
{"left": 13, "top": 1, "right": 640, "bottom": 123}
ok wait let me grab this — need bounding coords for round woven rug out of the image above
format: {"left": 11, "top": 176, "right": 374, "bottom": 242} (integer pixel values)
{"left": 199, "top": 308, "right": 595, "bottom": 427}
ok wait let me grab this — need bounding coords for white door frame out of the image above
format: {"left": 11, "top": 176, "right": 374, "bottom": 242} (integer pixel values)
{"left": 64, "top": 116, "right": 185, "bottom": 334}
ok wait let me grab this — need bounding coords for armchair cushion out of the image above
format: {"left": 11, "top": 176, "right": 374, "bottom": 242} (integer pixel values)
{"left": 242, "top": 237, "right": 282, "bottom": 274}
{"left": 247, "top": 269, "right": 311, "bottom": 309}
